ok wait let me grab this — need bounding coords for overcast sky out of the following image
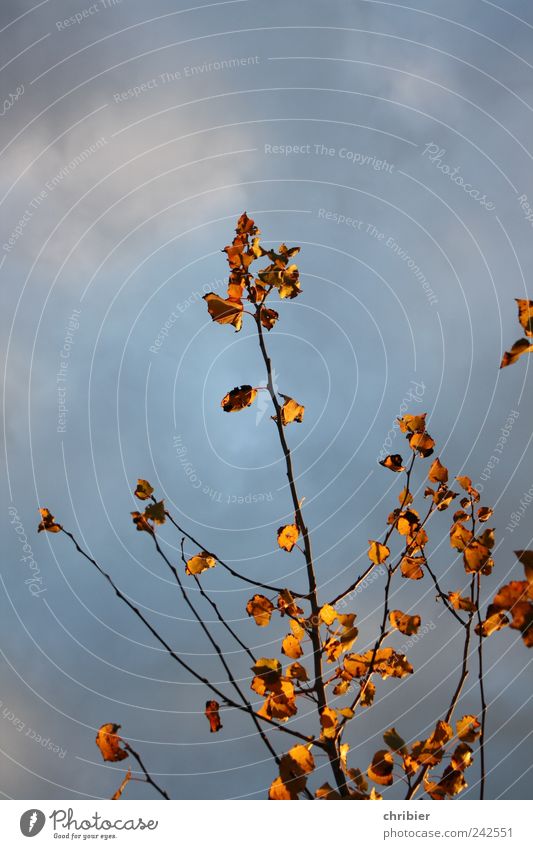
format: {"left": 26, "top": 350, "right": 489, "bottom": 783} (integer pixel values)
{"left": 1, "top": 0, "right": 533, "bottom": 801}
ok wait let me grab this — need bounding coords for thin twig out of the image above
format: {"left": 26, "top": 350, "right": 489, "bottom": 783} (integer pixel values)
{"left": 475, "top": 573, "right": 487, "bottom": 799}
{"left": 124, "top": 743, "right": 169, "bottom": 800}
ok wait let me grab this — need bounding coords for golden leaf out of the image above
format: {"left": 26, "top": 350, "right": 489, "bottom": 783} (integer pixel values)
{"left": 134, "top": 479, "right": 154, "bottom": 500}
{"left": 286, "top": 662, "right": 308, "bottom": 682}
{"left": 277, "top": 524, "right": 299, "bottom": 552}
{"left": 319, "top": 604, "right": 337, "bottom": 626}
{"left": 389, "top": 610, "right": 421, "bottom": 636}
{"left": 221, "top": 385, "right": 257, "bottom": 412}
{"left": 398, "top": 414, "right": 427, "bottom": 434}
{"left": 144, "top": 500, "right": 166, "bottom": 525}
{"left": 379, "top": 454, "right": 405, "bottom": 473}
{"left": 451, "top": 742, "right": 473, "bottom": 771}
{"left": 320, "top": 707, "right": 338, "bottom": 739}
{"left": 456, "top": 715, "right": 481, "bottom": 743}
{"left": 131, "top": 511, "right": 154, "bottom": 534}
{"left": 516, "top": 298, "right": 533, "bottom": 336}
{"left": 409, "top": 431, "right": 435, "bottom": 458}
{"left": 205, "top": 700, "right": 222, "bottom": 733}
{"left": 477, "top": 506, "right": 493, "bottom": 523}
{"left": 246, "top": 594, "right": 275, "bottom": 627}
{"left": 448, "top": 591, "right": 477, "bottom": 613}
{"left": 368, "top": 540, "right": 390, "bottom": 565}
{"left": 185, "top": 551, "right": 217, "bottom": 575}
{"left": 203, "top": 293, "right": 243, "bottom": 331}
{"left": 500, "top": 338, "right": 533, "bottom": 368}
{"left": 383, "top": 727, "right": 407, "bottom": 754}
{"left": 290, "top": 618, "right": 305, "bottom": 641}
{"left": 277, "top": 589, "right": 303, "bottom": 617}
{"left": 279, "top": 395, "right": 305, "bottom": 425}
{"left": 344, "top": 648, "right": 413, "bottom": 680}
{"left": 37, "top": 508, "right": 62, "bottom": 534}
{"left": 450, "top": 522, "right": 473, "bottom": 552}
{"left": 269, "top": 776, "right": 297, "bottom": 800}
{"left": 400, "top": 555, "right": 425, "bottom": 580}
{"left": 463, "top": 540, "right": 491, "bottom": 574}
{"left": 475, "top": 610, "right": 509, "bottom": 638}
{"left": 424, "top": 767, "right": 467, "bottom": 799}
{"left": 316, "top": 783, "right": 341, "bottom": 800}
{"left": 282, "top": 634, "right": 303, "bottom": 660}
{"left": 368, "top": 750, "right": 394, "bottom": 786}
{"left": 428, "top": 457, "right": 448, "bottom": 484}
{"left": 359, "top": 681, "right": 376, "bottom": 707}
{"left": 95, "top": 723, "right": 129, "bottom": 762}
{"left": 251, "top": 658, "right": 282, "bottom": 690}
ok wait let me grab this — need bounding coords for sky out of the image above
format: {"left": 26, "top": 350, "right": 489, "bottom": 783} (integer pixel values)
{"left": 1, "top": 0, "right": 533, "bottom": 801}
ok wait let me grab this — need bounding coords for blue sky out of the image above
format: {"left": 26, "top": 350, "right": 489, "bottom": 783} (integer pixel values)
{"left": 1, "top": 0, "right": 533, "bottom": 800}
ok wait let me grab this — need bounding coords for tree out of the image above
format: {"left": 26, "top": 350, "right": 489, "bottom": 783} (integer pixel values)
{"left": 38, "top": 215, "right": 532, "bottom": 800}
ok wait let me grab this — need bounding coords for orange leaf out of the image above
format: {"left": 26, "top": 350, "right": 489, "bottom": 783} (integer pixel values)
{"left": 277, "top": 524, "right": 299, "bottom": 552}
{"left": 95, "top": 724, "right": 129, "bottom": 762}
{"left": 205, "top": 700, "right": 222, "bottom": 733}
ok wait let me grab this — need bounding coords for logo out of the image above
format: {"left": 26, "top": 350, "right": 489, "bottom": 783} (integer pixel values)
{"left": 20, "top": 810, "right": 46, "bottom": 837}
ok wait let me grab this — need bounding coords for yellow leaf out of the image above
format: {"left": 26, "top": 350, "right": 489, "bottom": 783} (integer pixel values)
{"left": 203, "top": 292, "right": 243, "bottom": 331}
{"left": 282, "top": 634, "right": 303, "bottom": 659}
{"left": 221, "top": 385, "right": 257, "bottom": 412}
{"left": 134, "top": 479, "right": 154, "bottom": 500}
{"left": 474, "top": 610, "right": 509, "bottom": 638}
{"left": 516, "top": 298, "right": 533, "bottom": 336}
{"left": 456, "top": 715, "right": 481, "bottom": 742}
{"left": 368, "top": 540, "right": 390, "bottom": 565}
{"left": 463, "top": 541, "right": 491, "bottom": 573}
{"left": 246, "top": 594, "right": 275, "bottom": 627}
{"left": 95, "top": 724, "right": 128, "bottom": 762}
{"left": 37, "top": 508, "right": 62, "bottom": 533}
{"left": 185, "top": 551, "right": 217, "bottom": 575}
{"left": 286, "top": 662, "right": 308, "bottom": 682}
{"left": 500, "top": 338, "right": 533, "bottom": 368}
{"left": 389, "top": 610, "right": 421, "bottom": 636}
{"left": 144, "top": 500, "right": 166, "bottom": 525}
{"left": 409, "top": 431, "right": 435, "bottom": 458}
{"left": 316, "top": 783, "right": 341, "bottom": 800}
{"left": 279, "top": 395, "right": 305, "bottom": 425}
{"left": 448, "top": 591, "right": 477, "bottom": 613}
{"left": 319, "top": 604, "right": 337, "bottom": 626}
{"left": 359, "top": 681, "right": 376, "bottom": 707}
{"left": 450, "top": 522, "right": 473, "bottom": 552}
{"left": 269, "top": 776, "right": 297, "bottom": 800}
{"left": 400, "top": 556, "right": 425, "bottom": 580}
{"left": 379, "top": 454, "right": 405, "bottom": 473}
{"left": 277, "top": 524, "right": 299, "bottom": 552}
{"left": 320, "top": 707, "right": 338, "bottom": 739}
{"left": 290, "top": 618, "right": 305, "bottom": 641}
{"left": 368, "top": 750, "right": 394, "bottom": 786}
{"left": 451, "top": 742, "right": 473, "bottom": 771}
{"left": 428, "top": 457, "right": 448, "bottom": 484}
{"left": 397, "top": 414, "right": 427, "bottom": 434}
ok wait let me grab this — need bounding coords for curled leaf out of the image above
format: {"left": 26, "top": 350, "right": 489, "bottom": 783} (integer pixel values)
{"left": 277, "top": 524, "right": 299, "bottom": 552}
{"left": 203, "top": 293, "right": 243, "bottom": 331}
{"left": 37, "top": 508, "right": 62, "bottom": 533}
{"left": 428, "top": 457, "right": 448, "bottom": 484}
{"left": 379, "top": 454, "right": 405, "bottom": 473}
{"left": 500, "top": 338, "right": 533, "bottom": 368}
{"left": 221, "top": 385, "right": 257, "bottom": 412}
{"left": 186, "top": 551, "right": 217, "bottom": 575}
{"left": 144, "top": 500, "right": 166, "bottom": 525}
{"left": 389, "top": 610, "right": 421, "bottom": 636}
{"left": 279, "top": 395, "right": 305, "bottom": 425}
{"left": 205, "top": 700, "right": 222, "bottom": 733}
{"left": 368, "top": 750, "right": 394, "bottom": 786}
{"left": 246, "top": 594, "right": 275, "bottom": 627}
{"left": 368, "top": 540, "right": 390, "bottom": 565}
{"left": 96, "top": 724, "right": 129, "bottom": 762}
{"left": 134, "top": 479, "right": 154, "bottom": 500}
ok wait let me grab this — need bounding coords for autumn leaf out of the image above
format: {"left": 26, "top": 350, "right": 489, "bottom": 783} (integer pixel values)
{"left": 359, "top": 681, "right": 376, "bottom": 707}
{"left": 451, "top": 743, "right": 473, "bottom": 772}
{"left": 134, "top": 479, "right": 154, "bottom": 500}
{"left": 96, "top": 724, "right": 128, "bottom": 762}
{"left": 205, "top": 700, "right": 222, "bottom": 733}
{"left": 131, "top": 511, "right": 154, "bottom": 534}
{"left": 277, "top": 589, "right": 303, "bottom": 617}
{"left": 515, "top": 298, "right": 533, "bottom": 336}
{"left": 185, "top": 551, "right": 217, "bottom": 575}
{"left": 282, "top": 634, "right": 303, "bottom": 659}
{"left": 260, "top": 307, "right": 279, "bottom": 330}
{"left": 315, "top": 783, "right": 341, "bottom": 800}
{"left": 144, "top": 500, "right": 166, "bottom": 525}
{"left": 501, "top": 338, "right": 533, "bottom": 368}
{"left": 383, "top": 727, "right": 407, "bottom": 754}
{"left": 111, "top": 768, "right": 131, "bottom": 800}
{"left": 37, "top": 508, "right": 62, "bottom": 533}
{"left": 428, "top": 457, "right": 448, "bottom": 484}
{"left": 368, "top": 540, "right": 390, "bottom": 565}
{"left": 269, "top": 776, "right": 297, "bottom": 800}
{"left": 424, "top": 767, "right": 467, "bottom": 799}
{"left": 379, "top": 454, "right": 405, "bottom": 473}
{"left": 456, "top": 715, "right": 481, "bottom": 743}
{"left": 478, "top": 506, "right": 493, "bottom": 523}
{"left": 221, "top": 385, "right": 257, "bottom": 412}
{"left": 368, "top": 750, "right": 394, "bottom": 786}
{"left": 409, "top": 431, "right": 435, "bottom": 458}
{"left": 398, "top": 414, "right": 427, "bottom": 434}
{"left": 279, "top": 395, "right": 305, "bottom": 425}
{"left": 246, "top": 594, "right": 275, "bottom": 627}
{"left": 277, "top": 524, "right": 299, "bottom": 552}
{"left": 515, "top": 550, "right": 533, "bottom": 585}
{"left": 344, "top": 648, "right": 413, "bottom": 680}
{"left": 450, "top": 522, "right": 473, "bottom": 552}
{"left": 286, "top": 662, "right": 308, "bottom": 682}
{"left": 203, "top": 293, "right": 244, "bottom": 331}
{"left": 400, "top": 555, "right": 425, "bottom": 580}
{"left": 320, "top": 707, "right": 338, "bottom": 739}
{"left": 319, "top": 604, "right": 337, "bottom": 626}
{"left": 389, "top": 610, "right": 421, "bottom": 636}
{"left": 487, "top": 580, "right": 533, "bottom": 646}
{"left": 448, "top": 591, "right": 477, "bottom": 613}
{"left": 475, "top": 610, "right": 509, "bottom": 638}
{"left": 463, "top": 540, "right": 491, "bottom": 574}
